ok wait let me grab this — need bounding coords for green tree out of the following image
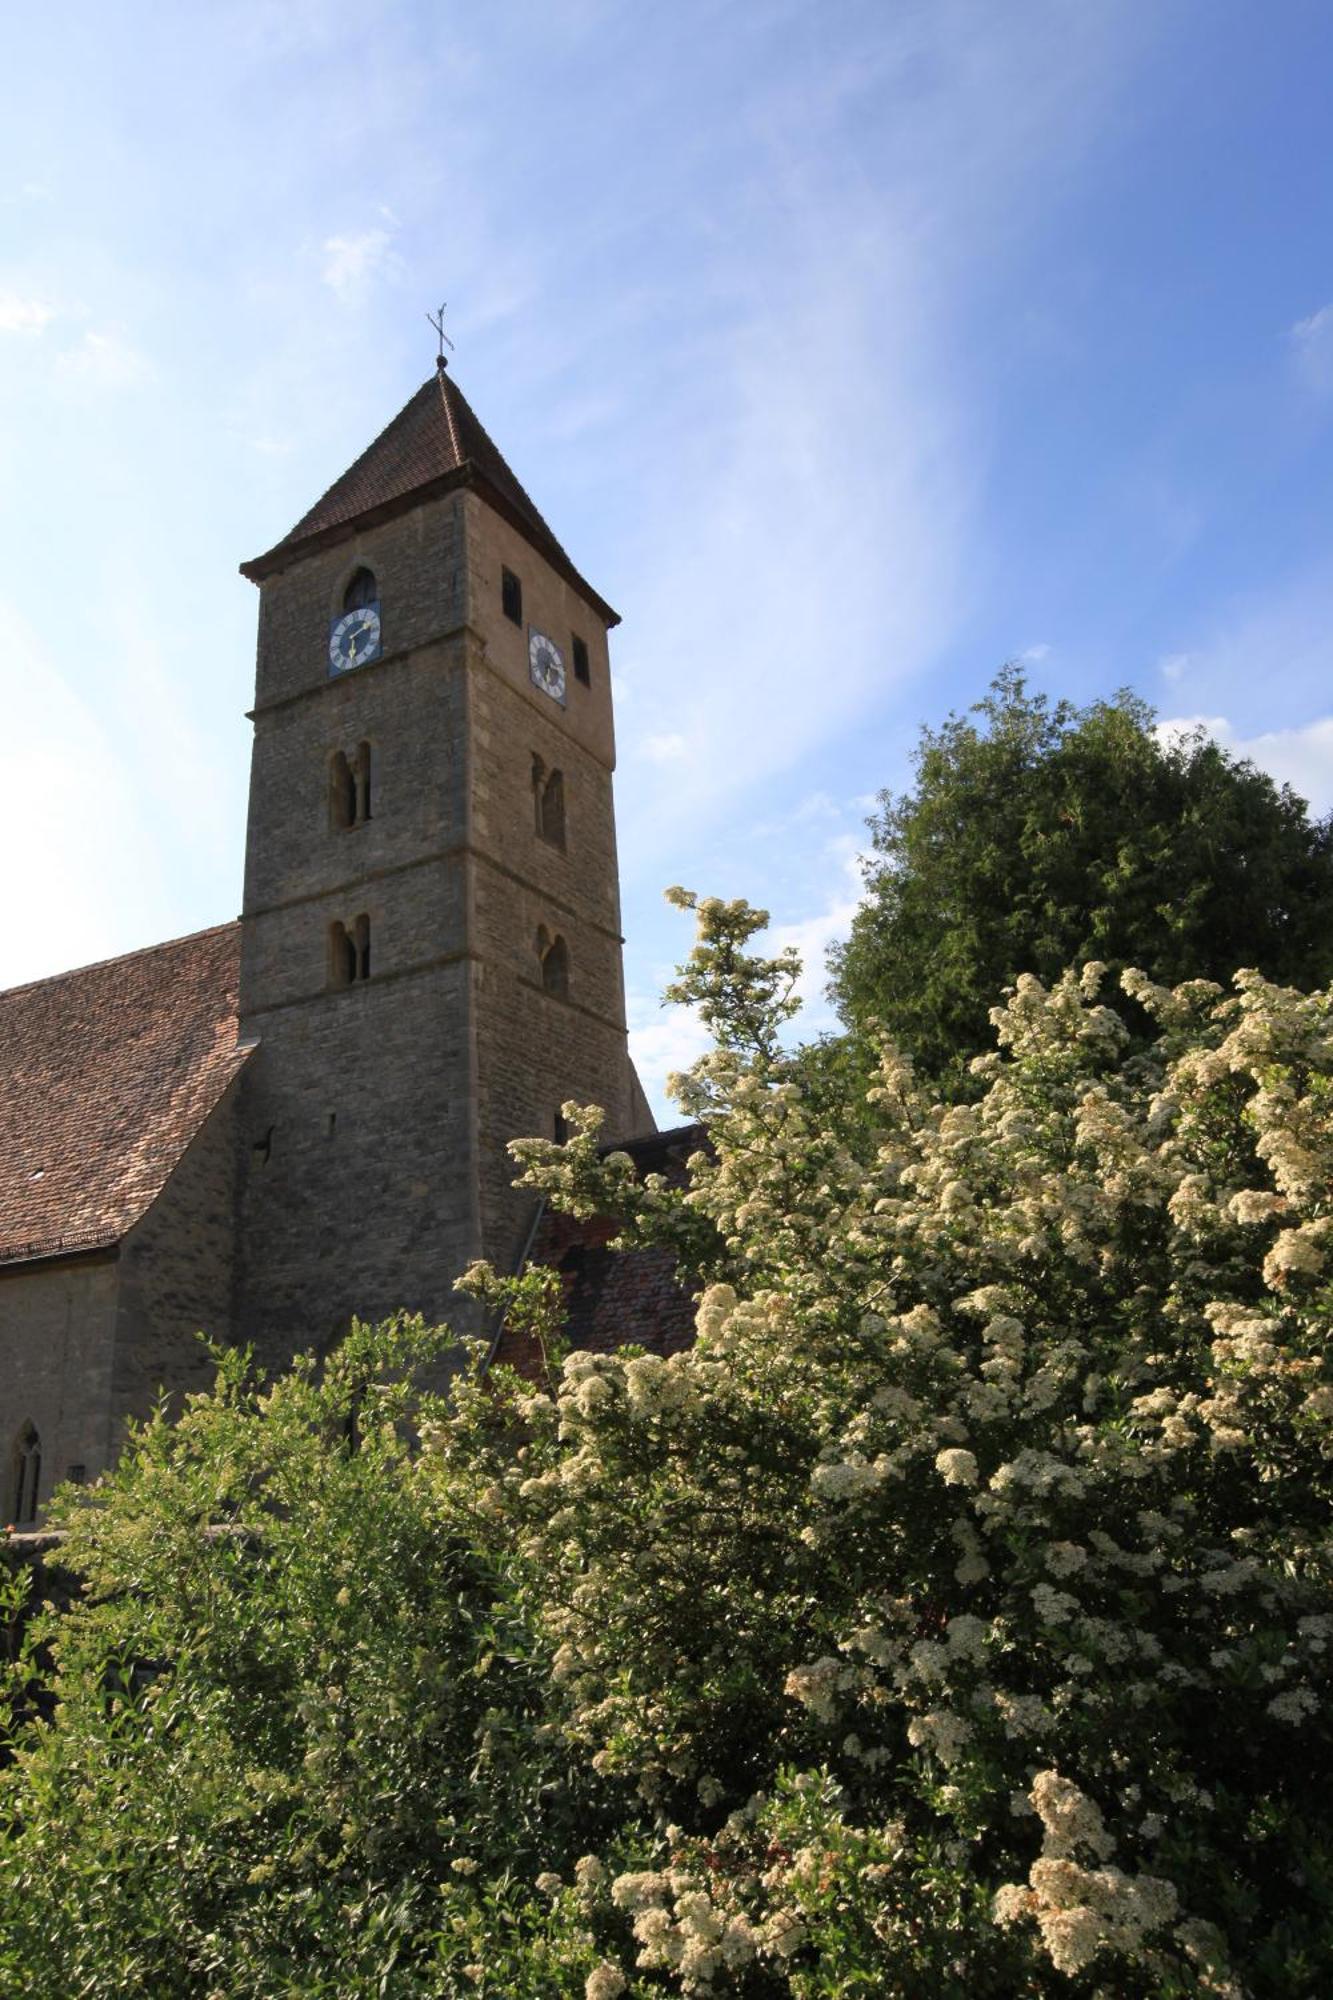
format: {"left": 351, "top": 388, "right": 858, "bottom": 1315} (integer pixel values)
{"left": 829, "top": 667, "right": 1333, "bottom": 1087}
{"left": 3, "top": 895, "right": 1333, "bottom": 1995}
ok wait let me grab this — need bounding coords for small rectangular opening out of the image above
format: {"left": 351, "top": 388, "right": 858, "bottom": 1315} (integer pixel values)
{"left": 501, "top": 567, "right": 522, "bottom": 625}
{"left": 572, "top": 634, "right": 590, "bottom": 686}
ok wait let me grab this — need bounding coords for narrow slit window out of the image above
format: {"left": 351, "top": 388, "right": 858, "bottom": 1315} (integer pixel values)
{"left": 353, "top": 913, "right": 371, "bottom": 982}
{"left": 11, "top": 1422, "right": 40, "bottom": 1524}
{"left": 572, "top": 634, "right": 590, "bottom": 686}
{"left": 539, "top": 930, "right": 569, "bottom": 1000}
{"left": 329, "top": 920, "right": 356, "bottom": 989}
{"left": 329, "top": 751, "right": 357, "bottom": 830}
{"left": 537, "top": 767, "right": 566, "bottom": 849}
{"left": 354, "top": 741, "right": 372, "bottom": 823}
{"left": 501, "top": 566, "right": 523, "bottom": 625}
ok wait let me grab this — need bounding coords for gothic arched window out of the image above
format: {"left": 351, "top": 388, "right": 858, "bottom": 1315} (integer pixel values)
{"left": 11, "top": 1422, "right": 40, "bottom": 1524}
{"left": 343, "top": 566, "right": 378, "bottom": 612}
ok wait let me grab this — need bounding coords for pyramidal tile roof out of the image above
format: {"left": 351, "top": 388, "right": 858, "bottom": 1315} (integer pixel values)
{"left": 242, "top": 365, "right": 618, "bottom": 624}
{"left": 0, "top": 923, "right": 251, "bottom": 1268}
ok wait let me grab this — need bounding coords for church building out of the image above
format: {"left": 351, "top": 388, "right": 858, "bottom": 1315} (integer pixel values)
{"left": 0, "top": 361, "right": 659, "bottom": 1522}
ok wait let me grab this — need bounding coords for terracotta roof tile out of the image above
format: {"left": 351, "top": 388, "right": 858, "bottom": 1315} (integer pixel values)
{"left": 0, "top": 924, "right": 250, "bottom": 1267}
{"left": 494, "top": 1125, "right": 708, "bottom": 1380}
{"left": 241, "top": 368, "right": 618, "bottom": 624}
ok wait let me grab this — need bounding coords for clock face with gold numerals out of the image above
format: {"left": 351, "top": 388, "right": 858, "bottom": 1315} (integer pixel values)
{"left": 528, "top": 628, "right": 566, "bottom": 704}
{"left": 328, "top": 603, "right": 382, "bottom": 675}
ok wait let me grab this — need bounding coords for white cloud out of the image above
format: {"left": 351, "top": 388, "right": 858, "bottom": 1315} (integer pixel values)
{"left": 639, "top": 731, "right": 689, "bottom": 764}
{"left": 0, "top": 601, "right": 173, "bottom": 987}
{"left": 614, "top": 3, "right": 1147, "bottom": 866}
{"left": 1290, "top": 302, "right": 1333, "bottom": 397}
{"left": 0, "top": 292, "right": 54, "bottom": 334}
{"left": 322, "top": 227, "right": 401, "bottom": 302}
{"left": 766, "top": 835, "right": 868, "bottom": 1030}
{"left": 55, "top": 329, "right": 149, "bottom": 387}
{"left": 627, "top": 996, "right": 711, "bottom": 1121}
{"left": 1157, "top": 712, "right": 1333, "bottom": 815}
{"left": 1019, "top": 642, "right": 1051, "bottom": 663}
{"left": 1159, "top": 651, "right": 1190, "bottom": 683}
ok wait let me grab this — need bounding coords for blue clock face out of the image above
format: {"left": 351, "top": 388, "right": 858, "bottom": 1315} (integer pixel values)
{"left": 328, "top": 603, "right": 382, "bottom": 674}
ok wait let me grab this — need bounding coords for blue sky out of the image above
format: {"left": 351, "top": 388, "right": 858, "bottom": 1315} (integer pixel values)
{"left": 5, "top": 0, "right": 1333, "bottom": 1116}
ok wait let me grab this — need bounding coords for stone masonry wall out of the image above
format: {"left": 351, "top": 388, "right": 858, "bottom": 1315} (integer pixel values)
{"left": 0, "top": 1253, "right": 120, "bottom": 1520}
{"left": 113, "top": 1073, "right": 241, "bottom": 1428}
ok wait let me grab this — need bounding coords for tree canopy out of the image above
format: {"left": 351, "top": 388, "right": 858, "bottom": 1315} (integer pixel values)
{"left": 829, "top": 668, "right": 1333, "bottom": 1087}
{"left": 3, "top": 895, "right": 1333, "bottom": 1995}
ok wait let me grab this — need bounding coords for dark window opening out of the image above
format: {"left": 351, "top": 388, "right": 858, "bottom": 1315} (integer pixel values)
{"left": 11, "top": 1422, "right": 40, "bottom": 1524}
{"left": 554, "top": 1110, "right": 569, "bottom": 1143}
{"left": 501, "top": 566, "right": 523, "bottom": 625}
{"left": 252, "top": 1125, "right": 274, "bottom": 1165}
{"left": 330, "top": 743, "right": 373, "bottom": 831}
{"left": 326, "top": 1111, "right": 337, "bottom": 1139}
{"left": 533, "top": 758, "right": 566, "bottom": 849}
{"left": 66, "top": 1463, "right": 86, "bottom": 1486}
{"left": 329, "top": 917, "right": 372, "bottom": 988}
{"left": 329, "top": 921, "right": 356, "bottom": 989}
{"left": 329, "top": 751, "right": 356, "bottom": 830}
{"left": 537, "top": 925, "right": 569, "bottom": 1000}
{"left": 572, "top": 635, "right": 590, "bottom": 686}
{"left": 343, "top": 566, "right": 378, "bottom": 612}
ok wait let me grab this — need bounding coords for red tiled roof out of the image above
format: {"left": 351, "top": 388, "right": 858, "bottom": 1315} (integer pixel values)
{"left": 0, "top": 924, "right": 251, "bottom": 1268}
{"left": 241, "top": 367, "right": 619, "bottom": 625}
{"left": 493, "top": 1125, "right": 708, "bottom": 1380}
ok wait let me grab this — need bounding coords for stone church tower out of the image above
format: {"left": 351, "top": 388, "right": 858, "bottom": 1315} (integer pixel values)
{"left": 233, "top": 360, "right": 650, "bottom": 1359}
{"left": 0, "top": 362, "right": 651, "bottom": 1515}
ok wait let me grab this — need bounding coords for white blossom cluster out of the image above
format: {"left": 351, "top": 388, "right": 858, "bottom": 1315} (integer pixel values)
{"left": 477, "top": 912, "right": 1333, "bottom": 1991}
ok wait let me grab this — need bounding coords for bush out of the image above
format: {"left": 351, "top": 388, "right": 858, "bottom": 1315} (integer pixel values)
{"left": 2, "top": 895, "right": 1332, "bottom": 1995}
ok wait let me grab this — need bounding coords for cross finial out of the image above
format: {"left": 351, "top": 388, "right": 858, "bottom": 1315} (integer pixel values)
{"left": 427, "top": 302, "right": 454, "bottom": 371}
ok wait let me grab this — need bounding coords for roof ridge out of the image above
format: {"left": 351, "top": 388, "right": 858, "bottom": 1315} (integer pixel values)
{"left": 437, "top": 367, "right": 464, "bottom": 464}
{"left": 0, "top": 918, "right": 240, "bottom": 1007}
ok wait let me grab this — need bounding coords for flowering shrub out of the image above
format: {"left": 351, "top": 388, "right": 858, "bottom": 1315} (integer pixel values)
{"left": 1, "top": 892, "right": 1331, "bottom": 1994}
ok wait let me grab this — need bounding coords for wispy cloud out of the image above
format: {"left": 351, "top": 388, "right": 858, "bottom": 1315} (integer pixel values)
{"left": 638, "top": 731, "right": 689, "bottom": 765}
{"left": 322, "top": 227, "right": 401, "bottom": 303}
{"left": 1290, "top": 302, "right": 1333, "bottom": 397}
{"left": 55, "top": 329, "right": 149, "bottom": 387}
{"left": 0, "top": 601, "right": 173, "bottom": 987}
{"left": 0, "top": 292, "right": 55, "bottom": 334}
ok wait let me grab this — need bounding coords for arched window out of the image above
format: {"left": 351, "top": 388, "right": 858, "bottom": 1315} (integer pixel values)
{"left": 11, "top": 1422, "right": 40, "bottom": 1524}
{"left": 353, "top": 913, "right": 371, "bottom": 982}
{"left": 354, "top": 741, "right": 372, "bottom": 824}
{"left": 343, "top": 566, "right": 378, "bottom": 612}
{"left": 538, "top": 927, "right": 569, "bottom": 1000}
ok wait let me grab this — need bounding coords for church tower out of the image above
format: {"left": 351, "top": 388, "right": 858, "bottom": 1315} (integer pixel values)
{"left": 232, "top": 362, "right": 647, "bottom": 1358}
